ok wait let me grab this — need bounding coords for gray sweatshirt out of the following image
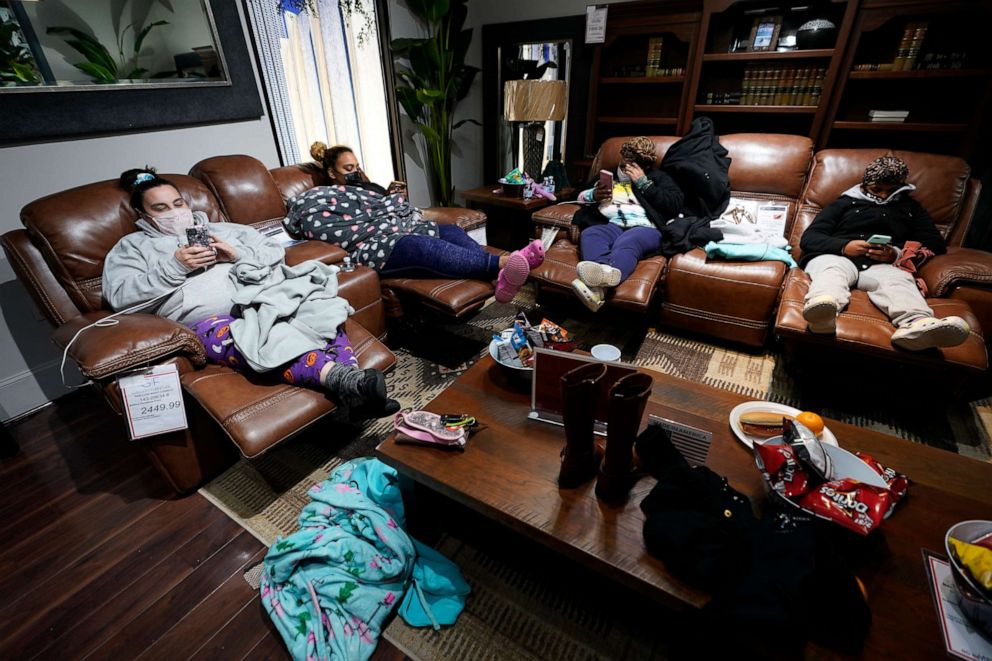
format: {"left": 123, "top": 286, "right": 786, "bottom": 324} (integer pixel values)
{"left": 102, "top": 213, "right": 285, "bottom": 323}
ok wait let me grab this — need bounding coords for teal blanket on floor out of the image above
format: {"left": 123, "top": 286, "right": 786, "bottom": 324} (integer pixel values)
{"left": 260, "top": 458, "right": 470, "bottom": 661}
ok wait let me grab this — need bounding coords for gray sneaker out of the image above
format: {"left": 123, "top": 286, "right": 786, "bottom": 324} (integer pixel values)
{"left": 577, "top": 261, "right": 622, "bottom": 288}
{"left": 802, "top": 295, "right": 840, "bottom": 334}
{"left": 571, "top": 278, "right": 605, "bottom": 312}
{"left": 891, "top": 316, "right": 971, "bottom": 351}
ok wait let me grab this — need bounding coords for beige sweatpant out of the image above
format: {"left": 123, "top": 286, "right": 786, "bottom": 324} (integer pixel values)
{"left": 804, "top": 254, "right": 932, "bottom": 327}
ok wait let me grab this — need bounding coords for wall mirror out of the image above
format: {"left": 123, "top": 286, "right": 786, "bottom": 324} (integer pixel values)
{"left": 1, "top": 0, "right": 228, "bottom": 91}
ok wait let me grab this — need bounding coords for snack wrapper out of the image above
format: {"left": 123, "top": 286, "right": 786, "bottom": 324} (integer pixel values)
{"left": 754, "top": 441, "right": 810, "bottom": 498}
{"left": 798, "top": 478, "right": 892, "bottom": 536}
{"left": 510, "top": 322, "right": 533, "bottom": 366}
{"left": 854, "top": 452, "right": 909, "bottom": 504}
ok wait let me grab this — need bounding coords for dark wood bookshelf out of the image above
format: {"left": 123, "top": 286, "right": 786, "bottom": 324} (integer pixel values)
{"left": 702, "top": 48, "right": 834, "bottom": 61}
{"left": 833, "top": 121, "right": 969, "bottom": 132}
{"left": 600, "top": 76, "right": 686, "bottom": 84}
{"left": 596, "top": 116, "right": 679, "bottom": 124}
{"left": 695, "top": 104, "right": 818, "bottom": 113}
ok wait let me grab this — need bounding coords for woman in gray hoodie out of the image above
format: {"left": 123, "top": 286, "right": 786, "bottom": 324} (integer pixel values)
{"left": 101, "top": 168, "right": 398, "bottom": 418}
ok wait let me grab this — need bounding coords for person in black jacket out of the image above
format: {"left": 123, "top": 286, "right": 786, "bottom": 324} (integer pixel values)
{"left": 799, "top": 156, "right": 969, "bottom": 350}
{"left": 571, "top": 137, "right": 684, "bottom": 311}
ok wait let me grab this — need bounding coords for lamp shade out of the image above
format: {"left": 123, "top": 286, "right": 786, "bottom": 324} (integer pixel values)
{"left": 503, "top": 80, "right": 567, "bottom": 122}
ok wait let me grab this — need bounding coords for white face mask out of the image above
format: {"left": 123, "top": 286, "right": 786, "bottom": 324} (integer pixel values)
{"left": 150, "top": 207, "right": 195, "bottom": 236}
{"left": 616, "top": 165, "right": 631, "bottom": 183}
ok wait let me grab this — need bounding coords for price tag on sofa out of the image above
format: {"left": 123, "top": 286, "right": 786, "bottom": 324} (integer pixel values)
{"left": 118, "top": 364, "right": 188, "bottom": 440}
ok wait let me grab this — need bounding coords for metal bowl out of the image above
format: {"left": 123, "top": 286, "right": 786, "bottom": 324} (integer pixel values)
{"left": 945, "top": 520, "right": 992, "bottom": 640}
{"left": 489, "top": 332, "right": 533, "bottom": 381}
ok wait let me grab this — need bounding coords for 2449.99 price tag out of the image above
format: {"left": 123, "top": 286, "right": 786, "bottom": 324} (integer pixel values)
{"left": 118, "top": 364, "right": 188, "bottom": 440}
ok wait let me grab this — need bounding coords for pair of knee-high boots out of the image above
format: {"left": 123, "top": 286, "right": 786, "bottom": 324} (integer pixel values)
{"left": 558, "top": 362, "right": 654, "bottom": 504}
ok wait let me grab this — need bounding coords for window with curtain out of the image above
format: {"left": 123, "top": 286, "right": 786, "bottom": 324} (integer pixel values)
{"left": 245, "top": 0, "right": 396, "bottom": 185}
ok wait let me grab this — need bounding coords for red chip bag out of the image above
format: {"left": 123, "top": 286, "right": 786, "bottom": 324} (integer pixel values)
{"left": 799, "top": 478, "right": 893, "bottom": 536}
{"left": 855, "top": 452, "right": 909, "bottom": 504}
{"left": 755, "top": 442, "right": 810, "bottom": 498}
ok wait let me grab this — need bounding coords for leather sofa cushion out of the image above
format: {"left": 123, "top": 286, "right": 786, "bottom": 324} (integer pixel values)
{"left": 271, "top": 162, "right": 326, "bottom": 203}
{"left": 918, "top": 246, "right": 992, "bottom": 298}
{"left": 191, "top": 155, "right": 288, "bottom": 225}
{"left": 338, "top": 266, "right": 386, "bottom": 339}
{"left": 720, "top": 134, "right": 813, "bottom": 199}
{"left": 379, "top": 277, "right": 494, "bottom": 319}
{"left": 181, "top": 317, "right": 396, "bottom": 458}
{"left": 529, "top": 239, "right": 665, "bottom": 312}
{"left": 775, "top": 269, "right": 987, "bottom": 371}
{"left": 21, "top": 174, "right": 223, "bottom": 313}
{"left": 800, "top": 149, "right": 970, "bottom": 235}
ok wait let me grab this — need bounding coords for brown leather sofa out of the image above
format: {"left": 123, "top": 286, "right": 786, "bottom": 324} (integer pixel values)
{"left": 2, "top": 171, "right": 392, "bottom": 494}
{"left": 191, "top": 155, "right": 498, "bottom": 321}
{"left": 775, "top": 148, "right": 989, "bottom": 375}
{"left": 531, "top": 134, "right": 813, "bottom": 346}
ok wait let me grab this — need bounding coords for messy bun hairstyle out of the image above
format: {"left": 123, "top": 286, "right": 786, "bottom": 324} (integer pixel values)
{"left": 620, "top": 136, "right": 658, "bottom": 168}
{"left": 310, "top": 141, "right": 354, "bottom": 175}
{"left": 119, "top": 167, "right": 176, "bottom": 213}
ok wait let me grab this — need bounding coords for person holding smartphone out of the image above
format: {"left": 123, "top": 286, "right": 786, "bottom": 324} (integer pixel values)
{"left": 102, "top": 168, "right": 399, "bottom": 419}
{"left": 570, "top": 136, "right": 684, "bottom": 311}
{"left": 295, "top": 142, "right": 544, "bottom": 304}
{"left": 798, "top": 155, "right": 969, "bottom": 350}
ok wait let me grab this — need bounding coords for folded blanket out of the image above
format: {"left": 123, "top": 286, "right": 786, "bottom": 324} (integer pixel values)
{"left": 704, "top": 241, "right": 797, "bottom": 268}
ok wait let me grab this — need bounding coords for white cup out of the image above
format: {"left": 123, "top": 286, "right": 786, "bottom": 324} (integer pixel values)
{"left": 591, "top": 343, "right": 622, "bottom": 362}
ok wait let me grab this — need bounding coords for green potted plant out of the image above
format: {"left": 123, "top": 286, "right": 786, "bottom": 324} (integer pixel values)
{"left": 391, "top": 0, "right": 479, "bottom": 206}
{"left": 0, "top": 12, "right": 41, "bottom": 86}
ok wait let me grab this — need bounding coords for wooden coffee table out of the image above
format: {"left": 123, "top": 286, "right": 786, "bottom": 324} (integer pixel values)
{"left": 376, "top": 355, "right": 992, "bottom": 658}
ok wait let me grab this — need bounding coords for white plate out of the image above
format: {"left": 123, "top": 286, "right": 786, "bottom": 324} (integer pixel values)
{"left": 729, "top": 401, "right": 837, "bottom": 449}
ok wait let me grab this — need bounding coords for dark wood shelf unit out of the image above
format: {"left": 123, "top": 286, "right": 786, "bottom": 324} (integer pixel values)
{"left": 833, "top": 121, "right": 969, "bottom": 132}
{"left": 820, "top": 0, "right": 992, "bottom": 159}
{"left": 599, "top": 76, "right": 686, "bottom": 84}
{"left": 695, "top": 104, "right": 818, "bottom": 113}
{"left": 848, "top": 68, "right": 992, "bottom": 79}
{"left": 686, "top": 0, "right": 860, "bottom": 142}
{"left": 597, "top": 115, "right": 679, "bottom": 124}
{"left": 702, "top": 48, "right": 835, "bottom": 61}
{"left": 585, "top": 1, "right": 703, "bottom": 154}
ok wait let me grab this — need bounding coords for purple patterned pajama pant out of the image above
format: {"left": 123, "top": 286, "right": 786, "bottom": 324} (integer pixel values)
{"left": 188, "top": 315, "right": 359, "bottom": 388}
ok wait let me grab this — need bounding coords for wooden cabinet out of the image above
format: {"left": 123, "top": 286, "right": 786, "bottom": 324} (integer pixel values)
{"left": 821, "top": 0, "right": 992, "bottom": 159}
{"left": 584, "top": 1, "right": 702, "bottom": 154}
{"left": 686, "top": 0, "right": 859, "bottom": 143}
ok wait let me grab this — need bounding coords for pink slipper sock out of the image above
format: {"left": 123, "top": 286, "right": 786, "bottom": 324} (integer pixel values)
{"left": 514, "top": 239, "right": 545, "bottom": 269}
{"left": 495, "top": 253, "right": 530, "bottom": 303}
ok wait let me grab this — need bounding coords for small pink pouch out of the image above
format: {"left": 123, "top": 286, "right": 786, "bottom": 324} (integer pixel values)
{"left": 394, "top": 411, "right": 467, "bottom": 450}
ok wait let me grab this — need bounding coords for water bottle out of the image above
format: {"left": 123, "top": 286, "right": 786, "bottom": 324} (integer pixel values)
{"left": 544, "top": 176, "right": 556, "bottom": 195}
{"left": 341, "top": 256, "right": 355, "bottom": 272}
{"left": 523, "top": 179, "right": 534, "bottom": 200}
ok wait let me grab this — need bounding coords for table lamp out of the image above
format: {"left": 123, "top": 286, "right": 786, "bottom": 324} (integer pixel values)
{"left": 503, "top": 80, "right": 567, "bottom": 180}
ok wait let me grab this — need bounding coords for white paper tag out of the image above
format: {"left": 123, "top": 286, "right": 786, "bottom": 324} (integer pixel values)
{"left": 585, "top": 5, "right": 608, "bottom": 44}
{"left": 118, "top": 364, "right": 188, "bottom": 440}
{"left": 756, "top": 203, "right": 789, "bottom": 238}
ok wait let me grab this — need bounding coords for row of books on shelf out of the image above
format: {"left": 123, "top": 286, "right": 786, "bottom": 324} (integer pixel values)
{"left": 893, "top": 22, "right": 928, "bottom": 72}
{"left": 646, "top": 37, "right": 666, "bottom": 77}
{"left": 852, "top": 51, "right": 971, "bottom": 72}
{"left": 723, "top": 64, "right": 827, "bottom": 106}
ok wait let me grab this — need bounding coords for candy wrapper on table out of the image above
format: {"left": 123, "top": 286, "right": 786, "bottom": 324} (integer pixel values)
{"left": 752, "top": 419, "right": 910, "bottom": 535}
{"left": 490, "top": 313, "right": 575, "bottom": 369}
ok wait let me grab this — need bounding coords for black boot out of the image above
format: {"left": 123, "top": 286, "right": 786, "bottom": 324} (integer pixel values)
{"left": 595, "top": 372, "right": 653, "bottom": 505}
{"left": 558, "top": 362, "right": 606, "bottom": 488}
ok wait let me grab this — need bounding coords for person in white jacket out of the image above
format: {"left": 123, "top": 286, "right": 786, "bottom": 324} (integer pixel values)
{"left": 102, "top": 168, "right": 398, "bottom": 418}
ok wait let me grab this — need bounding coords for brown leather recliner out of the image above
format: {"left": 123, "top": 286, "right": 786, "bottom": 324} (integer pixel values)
{"left": 531, "top": 134, "right": 813, "bottom": 347}
{"left": 191, "top": 155, "right": 498, "bottom": 321}
{"left": 774, "top": 149, "right": 988, "bottom": 374}
{"left": 1, "top": 173, "right": 396, "bottom": 494}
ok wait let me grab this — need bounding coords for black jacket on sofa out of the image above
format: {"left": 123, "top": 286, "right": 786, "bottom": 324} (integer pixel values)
{"left": 573, "top": 167, "right": 684, "bottom": 232}
{"left": 799, "top": 189, "right": 947, "bottom": 269}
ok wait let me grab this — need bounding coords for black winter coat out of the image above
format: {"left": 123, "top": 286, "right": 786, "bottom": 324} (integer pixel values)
{"left": 573, "top": 167, "right": 684, "bottom": 232}
{"left": 799, "top": 192, "right": 947, "bottom": 269}
{"left": 660, "top": 117, "right": 731, "bottom": 219}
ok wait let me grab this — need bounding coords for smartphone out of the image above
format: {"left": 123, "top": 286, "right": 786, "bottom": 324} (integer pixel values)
{"left": 186, "top": 225, "right": 211, "bottom": 249}
{"left": 598, "top": 169, "right": 613, "bottom": 190}
{"left": 867, "top": 234, "right": 892, "bottom": 246}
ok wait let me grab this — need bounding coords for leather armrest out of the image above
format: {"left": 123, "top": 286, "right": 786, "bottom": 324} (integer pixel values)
{"left": 284, "top": 240, "right": 347, "bottom": 266}
{"left": 532, "top": 203, "right": 580, "bottom": 228}
{"left": 52, "top": 311, "right": 207, "bottom": 380}
{"left": 422, "top": 207, "right": 486, "bottom": 231}
{"left": 919, "top": 247, "right": 992, "bottom": 297}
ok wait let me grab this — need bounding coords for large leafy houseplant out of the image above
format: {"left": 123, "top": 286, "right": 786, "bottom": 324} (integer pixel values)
{"left": 392, "top": 0, "right": 479, "bottom": 206}
{"left": 46, "top": 19, "right": 168, "bottom": 83}
{"left": 1, "top": 14, "right": 41, "bottom": 86}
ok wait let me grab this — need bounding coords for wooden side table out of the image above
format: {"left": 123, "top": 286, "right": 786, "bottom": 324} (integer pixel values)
{"left": 461, "top": 185, "right": 575, "bottom": 250}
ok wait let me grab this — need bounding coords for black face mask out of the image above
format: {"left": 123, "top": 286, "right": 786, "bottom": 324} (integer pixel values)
{"left": 344, "top": 171, "right": 362, "bottom": 185}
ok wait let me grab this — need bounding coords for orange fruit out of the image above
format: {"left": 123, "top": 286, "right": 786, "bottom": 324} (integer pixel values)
{"left": 796, "top": 411, "right": 825, "bottom": 437}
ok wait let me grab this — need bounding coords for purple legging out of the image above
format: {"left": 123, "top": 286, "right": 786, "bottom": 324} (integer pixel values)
{"left": 579, "top": 224, "right": 662, "bottom": 282}
{"left": 380, "top": 224, "right": 500, "bottom": 279}
{"left": 189, "top": 315, "right": 358, "bottom": 388}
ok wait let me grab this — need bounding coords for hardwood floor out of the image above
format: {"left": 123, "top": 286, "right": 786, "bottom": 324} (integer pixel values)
{"left": 0, "top": 389, "right": 408, "bottom": 660}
